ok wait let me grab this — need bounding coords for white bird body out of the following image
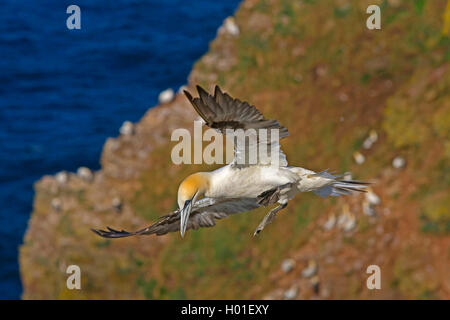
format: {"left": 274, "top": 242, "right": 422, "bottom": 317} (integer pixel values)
{"left": 206, "top": 164, "right": 296, "bottom": 199}
{"left": 93, "top": 85, "right": 370, "bottom": 239}
{"left": 206, "top": 165, "right": 344, "bottom": 202}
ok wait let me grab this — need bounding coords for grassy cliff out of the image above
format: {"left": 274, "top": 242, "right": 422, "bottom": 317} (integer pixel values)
{"left": 20, "top": 0, "right": 449, "bottom": 299}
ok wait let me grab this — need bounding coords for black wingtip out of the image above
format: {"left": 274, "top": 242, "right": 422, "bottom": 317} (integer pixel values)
{"left": 183, "top": 89, "right": 192, "bottom": 99}
{"left": 91, "top": 227, "right": 132, "bottom": 239}
{"left": 184, "top": 89, "right": 196, "bottom": 106}
{"left": 196, "top": 85, "right": 209, "bottom": 97}
{"left": 91, "top": 228, "right": 113, "bottom": 238}
{"left": 91, "top": 228, "right": 102, "bottom": 236}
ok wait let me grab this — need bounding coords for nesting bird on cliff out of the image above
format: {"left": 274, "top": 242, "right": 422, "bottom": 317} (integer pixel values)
{"left": 92, "top": 85, "right": 369, "bottom": 238}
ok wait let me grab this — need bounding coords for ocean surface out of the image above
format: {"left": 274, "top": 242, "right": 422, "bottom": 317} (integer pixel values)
{"left": 0, "top": 0, "right": 240, "bottom": 299}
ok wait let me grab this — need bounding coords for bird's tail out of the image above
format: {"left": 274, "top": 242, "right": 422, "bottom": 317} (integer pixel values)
{"left": 312, "top": 170, "right": 371, "bottom": 198}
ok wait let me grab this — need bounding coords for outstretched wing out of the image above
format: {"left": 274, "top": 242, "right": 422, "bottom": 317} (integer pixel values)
{"left": 184, "top": 85, "right": 289, "bottom": 167}
{"left": 91, "top": 197, "right": 260, "bottom": 238}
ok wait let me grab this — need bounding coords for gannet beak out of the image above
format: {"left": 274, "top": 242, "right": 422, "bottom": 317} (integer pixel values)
{"left": 180, "top": 197, "right": 194, "bottom": 238}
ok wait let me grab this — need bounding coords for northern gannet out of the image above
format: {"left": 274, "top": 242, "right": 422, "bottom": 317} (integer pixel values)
{"left": 92, "top": 85, "right": 369, "bottom": 238}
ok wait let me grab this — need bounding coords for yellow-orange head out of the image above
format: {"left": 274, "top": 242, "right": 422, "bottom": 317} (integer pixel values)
{"left": 177, "top": 172, "right": 210, "bottom": 210}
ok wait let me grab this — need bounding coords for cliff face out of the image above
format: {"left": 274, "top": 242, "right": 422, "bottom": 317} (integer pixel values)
{"left": 20, "top": 0, "right": 449, "bottom": 299}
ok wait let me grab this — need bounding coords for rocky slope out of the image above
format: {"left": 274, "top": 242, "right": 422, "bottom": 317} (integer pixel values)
{"left": 20, "top": 0, "right": 449, "bottom": 299}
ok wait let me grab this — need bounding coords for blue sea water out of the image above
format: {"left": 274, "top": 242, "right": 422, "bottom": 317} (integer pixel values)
{"left": 0, "top": 0, "right": 240, "bottom": 299}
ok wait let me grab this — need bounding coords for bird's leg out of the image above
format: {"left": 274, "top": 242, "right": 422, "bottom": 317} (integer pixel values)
{"left": 257, "top": 183, "right": 293, "bottom": 206}
{"left": 253, "top": 202, "right": 287, "bottom": 236}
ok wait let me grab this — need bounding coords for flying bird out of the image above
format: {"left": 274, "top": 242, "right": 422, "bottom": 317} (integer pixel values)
{"left": 92, "top": 85, "right": 369, "bottom": 239}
